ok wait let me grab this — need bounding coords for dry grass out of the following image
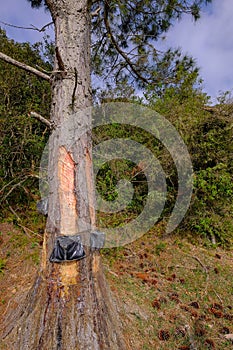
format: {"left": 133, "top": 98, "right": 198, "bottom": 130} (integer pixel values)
{"left": 0, "top": 221, "right": 232, "bottom": 349}
{"left": 102, "top": 224, "right": 233, "bottom": 349}
{"left": 0, "top": 222, "right": 42, "bottom": 326}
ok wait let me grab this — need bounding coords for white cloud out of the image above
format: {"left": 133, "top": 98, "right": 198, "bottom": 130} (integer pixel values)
{"left": 163, "top": 0, "right": 233, "bottom": 102}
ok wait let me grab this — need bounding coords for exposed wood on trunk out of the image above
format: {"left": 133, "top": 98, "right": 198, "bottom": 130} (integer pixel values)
{"left": 58, "top": 146, "right": 77, "bottom": 235}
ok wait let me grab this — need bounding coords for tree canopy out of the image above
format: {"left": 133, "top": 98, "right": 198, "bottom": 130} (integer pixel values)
{"left": 0, "top": 28, "right": 51, "bottom": 216}
{"left": 1, "top": 0, "right": 232, "bottom": 247}
{"left": 26, "top": 0, "right": 212, "bottom": 95}
{"left": 1, "top": 2, "right": 232, "bottom": 350}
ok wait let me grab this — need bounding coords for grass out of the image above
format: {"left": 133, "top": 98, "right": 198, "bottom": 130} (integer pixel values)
{"left": 102, "top": 225, "right": 233, "bottom": 349}
{"left": 0, "top": 221, "right": 42, "bottom": 318}
{"left": 0, "top": 215, "right": 232, "bottom": 349}
{"left": 0, "top": 259, "right": 7, "bottom": 274}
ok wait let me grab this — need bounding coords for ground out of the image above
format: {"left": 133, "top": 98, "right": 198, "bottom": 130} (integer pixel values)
{"left": 0, "top": 222, "right": 42, "bottom": 325}
{"left": 0, "top": 221, "right": 233, "bottom": 349}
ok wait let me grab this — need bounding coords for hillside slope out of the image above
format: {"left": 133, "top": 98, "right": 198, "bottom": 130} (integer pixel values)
{"left": 0, "top": 222, "right": 232, "bottom": 349}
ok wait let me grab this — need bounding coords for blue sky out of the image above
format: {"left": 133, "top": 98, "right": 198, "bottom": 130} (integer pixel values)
{"left": 1, "top": 0, "right": 233, "bottom": 104}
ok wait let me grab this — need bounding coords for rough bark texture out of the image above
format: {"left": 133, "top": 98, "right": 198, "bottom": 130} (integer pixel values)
{"left": 2, "top": 252, "right": 127, "bottom": 350}
{"left": 1, "top": 1, "right": 127, "bottom": 349}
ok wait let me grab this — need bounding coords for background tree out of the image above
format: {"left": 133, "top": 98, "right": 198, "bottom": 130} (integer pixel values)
{"left": 0, "top": 0, "right": 213, "bottom": 349}
{"left": 0, "top": 29, "right": 51, "bottom": 222}
{"left": 150, "top": 84, "right": 233, "bottom": 246}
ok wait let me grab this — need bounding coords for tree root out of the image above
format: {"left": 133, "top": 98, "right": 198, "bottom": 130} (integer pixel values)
{"left": 1, "top": 252, "right": 128, "bottom": 350}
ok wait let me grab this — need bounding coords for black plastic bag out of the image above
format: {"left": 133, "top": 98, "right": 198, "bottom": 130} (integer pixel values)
{"left": 49, "top": 235, "right": 85, "bottom": 263}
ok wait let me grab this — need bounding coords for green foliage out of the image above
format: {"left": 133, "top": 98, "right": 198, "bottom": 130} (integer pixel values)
{"left": 93, "top": 122, "right": 160, "bottom": 230}
{"left": 94, "top": 73, "right": 232, "bottom": 246}
{"left": 0, "top": 259, "right": 7, "bottom": 274}
{"left": 152, "top": 87, "right": 233, "bottom": 245}
{"left": 91, "top": 0, "right": 212, "bottom": 93}
{"left": 2, "top": 2, "right": 231, "bottom": 248}
{"left": 0, "top": 29, "right": 51, "bottom": 115}
{"left": 26, "top": 0, "right": 47, "bottom": 9}
{"left": 187, "top": 100, "right": 233, "bottom": 245}
{"left": 0, "top": 29, "right": 51, "bottom": 215}
{"left": 154, "top": 242, "right": 167, "bottom": 256}
{"left": 191, "top": 164, "right": 233, "bottom": 245}
{"left": 195, "top": 165, "right": 232, "bottom": 203}
{"left": 27, "top": 0, "right": 212, "bottom": 97}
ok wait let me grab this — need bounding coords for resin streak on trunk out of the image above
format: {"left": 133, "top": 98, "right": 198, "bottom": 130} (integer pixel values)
{"left": 58, "top": 146, "right": 77, "bottom": 235}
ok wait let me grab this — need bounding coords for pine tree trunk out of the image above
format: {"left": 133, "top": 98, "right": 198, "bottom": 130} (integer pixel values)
{"left": 1, "top": 1, "right": 127, "bottom": 349}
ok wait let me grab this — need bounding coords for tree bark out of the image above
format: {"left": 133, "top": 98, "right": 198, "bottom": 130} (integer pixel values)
{"left": 1, "top": 1, "right": 127, "bottom": 349}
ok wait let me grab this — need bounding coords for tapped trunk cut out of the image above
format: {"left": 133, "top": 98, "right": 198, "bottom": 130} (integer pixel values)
{"left": 1, "top": 1, "right": 128, "bottom": 349}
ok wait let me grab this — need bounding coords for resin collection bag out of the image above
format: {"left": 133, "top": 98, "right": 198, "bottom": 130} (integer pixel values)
{"left": 49, "top": 235, "right": 85, "bottom": 263}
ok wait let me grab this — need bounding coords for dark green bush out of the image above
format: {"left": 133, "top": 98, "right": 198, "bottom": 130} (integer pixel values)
{"left": 0, "top": 29, "right": 51, "bottom": 217}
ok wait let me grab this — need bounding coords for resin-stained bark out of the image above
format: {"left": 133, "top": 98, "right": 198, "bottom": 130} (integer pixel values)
{"left": 58, "top": 147, "right": 77, "bottom": 235}
{"left": 1, "top": 1, "right": 127, "bottom": 349}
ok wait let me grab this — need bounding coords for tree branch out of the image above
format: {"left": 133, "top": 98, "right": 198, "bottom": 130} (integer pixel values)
{"left": 0, "top": 20, "right": 53, "bottom": 32}
{"left": 30, "top": 22, "right": 54, "bottom": 32}
{"left": 0, "top": 176, "right": 31, "bottom": 203}
{"left": 0, "top": 52, "right": 50, "bottom": 81}
{"left": 203, "top": 106, "right": 216, "bottom": 113}
{"left": 30, "top": 111, "right": 53, "bottom": 129}
{"left": 103, "top": 1, "right": 149, "bottom": 85}
{"left": 91, "top": 7, "right": 101, "bottom": 17}
{"left": 8, "top": 205, "right": 41, "bottom": 238}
